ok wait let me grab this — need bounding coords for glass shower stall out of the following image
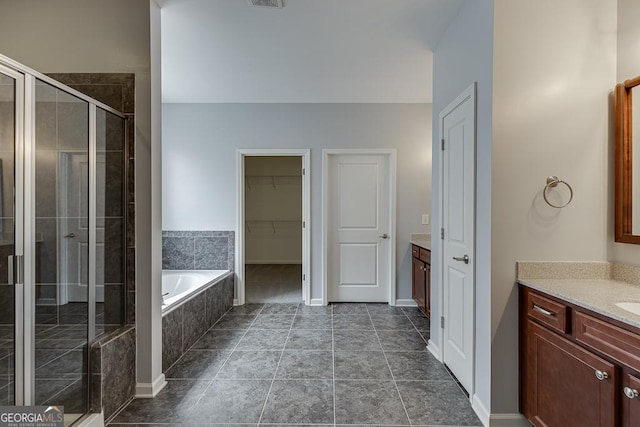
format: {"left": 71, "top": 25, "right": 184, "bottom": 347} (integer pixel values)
{"left": 0, "top": 55, "right": 127, "bottom": 425}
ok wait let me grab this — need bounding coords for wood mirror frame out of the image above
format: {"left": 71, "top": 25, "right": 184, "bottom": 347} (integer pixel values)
{"left": 615, "top": 76, "right": 640, "bottom": 244}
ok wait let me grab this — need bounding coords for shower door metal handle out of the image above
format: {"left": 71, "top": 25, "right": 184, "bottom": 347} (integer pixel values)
{"left": 9, "top": 255, "right": 23, "bottom": 284}
{"left": 7, "top": 255, "right": 12, "bottom": 285}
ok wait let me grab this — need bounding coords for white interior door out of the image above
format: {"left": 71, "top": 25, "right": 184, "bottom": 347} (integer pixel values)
{"left": 327, "top": 153, "right": 394, "bottom": 302}
{"left": 441, "top": 84, "right": 475, "bottom": 393}
{"left": 60, "top": 152, "right": 105, "bottom": 303}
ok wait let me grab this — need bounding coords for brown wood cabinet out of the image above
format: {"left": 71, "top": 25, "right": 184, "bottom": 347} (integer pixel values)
{"left": 521, "top": 285, "right": 640, "bottom": 427}
{"left": 411, "top": 244, "right": 430, "bottom": 318}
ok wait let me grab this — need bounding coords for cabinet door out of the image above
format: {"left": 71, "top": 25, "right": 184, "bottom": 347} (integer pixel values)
{"left": 412, "top": 257, "right": 426, "bottom": 314}
{"left": 525, "top": 320, "right": 616, "bottom": 427}
{"left": 623, "top": 374, "right": 640, "bottom": 427}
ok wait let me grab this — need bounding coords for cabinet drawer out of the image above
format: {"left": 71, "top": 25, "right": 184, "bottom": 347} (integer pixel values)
{"left": 419, "top": 248, "right": 431, "bottom": 263}
{"left": 525, "top": 290, "right": 569, "bottom": 334}
{"left": 411, "top": 245, "right": 420, "bottom": 258}
{"left": 574, "top": 311, "right": 640, "bottom": 372}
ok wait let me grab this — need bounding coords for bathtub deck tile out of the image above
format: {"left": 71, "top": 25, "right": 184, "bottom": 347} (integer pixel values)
{"left": 183, "top": 293, "right": 208, "bottom": 351}
{"left": 162, "top": 306, "right": 184, "bottom": 371}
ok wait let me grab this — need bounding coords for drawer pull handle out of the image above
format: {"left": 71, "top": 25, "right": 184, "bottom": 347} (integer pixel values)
{"left": 533, "top": 305, "right": 554, "bottom": 316}
{"left": 595, "top": 370, "right": 609, "bottom": 381}
{"left": 624, "top": 387, "right": 639, "bottom": 399}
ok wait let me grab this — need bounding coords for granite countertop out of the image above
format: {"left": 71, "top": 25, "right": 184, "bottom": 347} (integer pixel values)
{"left": 410, "top": 233, "right": 431, "bottom": 251}
{"left": 518, "top": 277, "right": 640, "bottom": 330}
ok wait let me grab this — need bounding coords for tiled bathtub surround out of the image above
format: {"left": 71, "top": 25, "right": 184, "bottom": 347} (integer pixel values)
{"left": 163, "top": 231, "right": 235, "bottom": 270}
{"left": 162, "top": 273, "right": 234, "bottom": 371}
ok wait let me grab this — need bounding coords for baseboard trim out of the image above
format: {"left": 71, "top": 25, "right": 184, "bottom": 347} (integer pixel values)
{"left": 490, "top": 413, "right": 530, "bottom": 427}
{"left": 395, "top": 299, "right": 418, "bottom": 307}
{"left": 471, "top": 394, "right": 490, "bottom": 426}
{"left": 427, "top": 339, "right": 441, "bottom": 361}
{"left": 136, "top": 374, "right": 167, "bottom": 398}
{"left": 233, "top": 298, "right": 239, "bottom": 306}
{"left": 309, "top": 298, "right": 325, "bottom": 306}
{"left": 75, "top": 412, "right": 104, "bottom": 427}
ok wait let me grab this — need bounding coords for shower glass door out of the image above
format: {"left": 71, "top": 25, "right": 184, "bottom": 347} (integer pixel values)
{"left": 0, "top": 53, "right": 126, "bottom": 426}
{"left": 0, "top": 67, "right": 18, "bottom": 407}
{"left": 33, "top": 79, "right": 89, "bottom": 424}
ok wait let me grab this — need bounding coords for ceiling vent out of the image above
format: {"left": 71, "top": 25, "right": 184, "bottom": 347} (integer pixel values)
{"left": 248, "top": 0, "right": 286, "bottom": 9}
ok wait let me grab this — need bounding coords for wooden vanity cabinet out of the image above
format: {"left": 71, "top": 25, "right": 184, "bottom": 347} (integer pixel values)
{"left": 524, "top": 319, "right": 616, "bottom": 426}
{"left": 623, "top": 374, "right": 640, "bottom": 426}
{"left": 411, "top": 244, "right": 430, "bottom": 318}
{"left": 521, "top": 286, "right": 640, "bottom": 427}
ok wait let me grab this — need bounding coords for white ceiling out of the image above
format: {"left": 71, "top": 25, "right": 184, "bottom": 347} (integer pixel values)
{"left": 160, "top": 0, "right": 464, "bottom": 103}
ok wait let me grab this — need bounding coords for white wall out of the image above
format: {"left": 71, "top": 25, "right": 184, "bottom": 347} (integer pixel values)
{"left": 431, "top": 0, "right": 494, "bottom": 415}
{"left": 610, "top": 0, "right": 640, "bottom": 263}
{"left": 163, "top": 103, "right": 431, "bottom": 301}
{"left": 492, "top": 0, "right": 616, "bottom": 417}
{"left": 0, "top": 0, "right": 164, "bottom": 390}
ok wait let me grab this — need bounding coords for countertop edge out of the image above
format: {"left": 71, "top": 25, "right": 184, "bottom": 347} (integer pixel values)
{"left": 518, "top": 279, "right": 640, "bottom": 331}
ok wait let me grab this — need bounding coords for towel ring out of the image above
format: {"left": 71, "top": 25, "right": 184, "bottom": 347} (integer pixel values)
{"left": 543, "top": 176, "right": 573, "bottom": 208}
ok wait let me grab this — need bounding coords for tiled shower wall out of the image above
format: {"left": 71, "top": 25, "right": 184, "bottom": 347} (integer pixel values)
{"left": 49, "top": 73, "right": 136, "bottom": 326}
{"left": 162, "top": 231, "right": 235, "bottom": 270}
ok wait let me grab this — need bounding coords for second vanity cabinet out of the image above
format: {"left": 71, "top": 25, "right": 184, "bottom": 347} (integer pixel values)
{"left": 411, "top": 244, "right": 430, "bottom": 317}
{"left": 521, "top": 286, "right": 640, "bottom": 427}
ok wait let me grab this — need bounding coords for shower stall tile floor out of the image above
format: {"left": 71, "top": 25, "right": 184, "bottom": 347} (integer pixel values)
{"left": 108, "top": 303, "right": 481, "bottom": 426}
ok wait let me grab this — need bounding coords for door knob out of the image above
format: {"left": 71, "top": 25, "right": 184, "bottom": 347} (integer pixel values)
{"left": 65, "top": 233, "right": 76, "bottom": 239}
{"left": 624, "top": 387, "right": 639, "bottom": 399}
{"left": 595, "top": 370, "right": 609, "bottom": 381}
{"left": 379, "top": 234, "right": 389, "bottom": 239}
{"left": 453, "top": 255, "right": 470, "bottom": 264}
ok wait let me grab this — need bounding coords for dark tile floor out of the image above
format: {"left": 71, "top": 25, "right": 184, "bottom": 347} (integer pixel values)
{"left": 0, "top": 302, "right": 121, "bottom": 411}
{"left": 109, "top": 303, "right": 481, "bottom": 426}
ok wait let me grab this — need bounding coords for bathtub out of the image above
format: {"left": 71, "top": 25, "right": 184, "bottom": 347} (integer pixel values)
{"left": 162, "top": 270, "right": 231, "bottom": 312}
{"left": 161, "top": 269, "right": 235, "bottom": 370}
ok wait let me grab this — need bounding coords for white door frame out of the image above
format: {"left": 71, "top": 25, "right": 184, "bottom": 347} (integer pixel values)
{"left": 236, "top": 149, "right": 311, "bottom": 306}
{"left": 438, "top": 82, "right": 477, "bottom": 399}
{"left": 321, "top": 149, "right": 397, "bottom": 306}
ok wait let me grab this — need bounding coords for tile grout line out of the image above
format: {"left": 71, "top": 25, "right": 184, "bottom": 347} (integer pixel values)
{"left": 257, "top": 303, "right": 299, "bottom": 425}
{"left": 368, "top": 304, "right": 413, "bottom": 427}
{"left": 188, "top": 304, "right": 266, "bottom": 413}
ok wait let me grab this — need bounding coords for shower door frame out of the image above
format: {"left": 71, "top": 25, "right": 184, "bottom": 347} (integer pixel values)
{"left": 0, "top": 61, "right": 26, "bottom": 406}
{"left": 0, "top": 53, "right": 126, "bottom": 415}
